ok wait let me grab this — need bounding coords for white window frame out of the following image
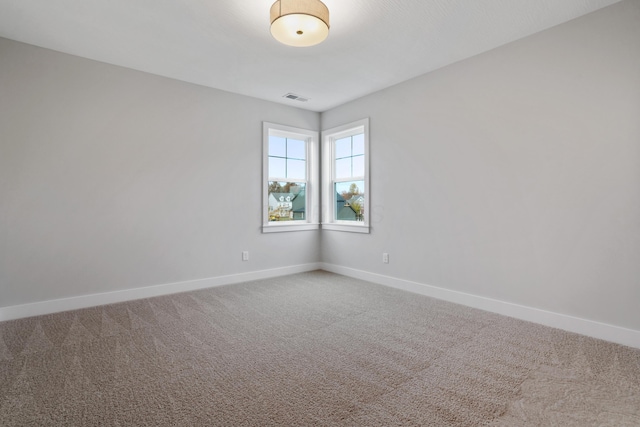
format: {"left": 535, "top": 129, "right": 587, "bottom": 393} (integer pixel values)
{"left": 321, "top": 118, "right": 370, "bottom": 233}
{"left": 263, "top": 122, "right": 319, "bottom": 233}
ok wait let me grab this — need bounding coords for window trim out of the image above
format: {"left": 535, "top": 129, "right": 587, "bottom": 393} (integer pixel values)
{"left": 263, "top": 122, "right": 319, "bottom": 233}
{"left": 321, "top": 118, "right": 370, "bottom": 233}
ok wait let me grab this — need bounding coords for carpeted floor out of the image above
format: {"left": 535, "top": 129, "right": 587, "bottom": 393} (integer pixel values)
{"left": 1, "top": 270, "right": 639, "bottom": 426}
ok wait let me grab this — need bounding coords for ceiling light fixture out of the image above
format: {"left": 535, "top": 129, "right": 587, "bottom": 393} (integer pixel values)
{"left": 270, "top": 0, "right": 330, "bottom": 47}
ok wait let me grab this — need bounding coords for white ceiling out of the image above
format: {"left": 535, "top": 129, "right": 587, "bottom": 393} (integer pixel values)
{"left": 0, "top": 0, "right": 622, "bottom": 112}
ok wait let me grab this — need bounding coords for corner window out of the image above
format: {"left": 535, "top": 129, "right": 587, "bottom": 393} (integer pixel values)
{"left": 322, "top": 118, "right": 370, "bottom": 233}
{"left": 263, "top": 122, "right": 319, "bottom": 232}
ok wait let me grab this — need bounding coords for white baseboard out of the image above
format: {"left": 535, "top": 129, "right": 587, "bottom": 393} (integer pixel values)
{"left": 3, "top": 262, "right": 639, "bottom": 350}
{"left": 0, "top": 263, "right": 322, "bottom": 322}
{"left": 320, "top": 263, "right": 640, "bottom": 350}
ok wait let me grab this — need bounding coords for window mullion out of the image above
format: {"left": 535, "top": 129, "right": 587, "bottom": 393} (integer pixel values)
{"left": 334, "top": 177, "right": 364, "bottom": 183}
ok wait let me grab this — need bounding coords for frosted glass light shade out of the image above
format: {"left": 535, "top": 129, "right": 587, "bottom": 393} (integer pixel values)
{"left": 270, "top": 0, "right": 329, "bottom": 47}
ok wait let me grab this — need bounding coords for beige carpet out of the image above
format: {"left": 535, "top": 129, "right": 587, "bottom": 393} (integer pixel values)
{"left": 1, "top": 271, "right": 639, "bottom": 426}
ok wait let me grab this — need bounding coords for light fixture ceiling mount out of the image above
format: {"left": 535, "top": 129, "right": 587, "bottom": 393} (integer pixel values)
{"left": 270, "top": 0, "right": 330, "bottom": 47}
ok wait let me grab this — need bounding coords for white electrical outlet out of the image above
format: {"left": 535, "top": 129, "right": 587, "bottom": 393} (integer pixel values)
{"left": 382, "top": 253, "right": 389, "bottom": 264}
{"left": 242, "top": 251, "right": 249, "bottom": 261}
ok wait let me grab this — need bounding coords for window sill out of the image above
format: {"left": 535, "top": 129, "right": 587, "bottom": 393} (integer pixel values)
{"left": 262, "top": 223, "right": 320, "bottom": 233}
{"left": 321, "top": 223, "right": 370, "bottom": 234}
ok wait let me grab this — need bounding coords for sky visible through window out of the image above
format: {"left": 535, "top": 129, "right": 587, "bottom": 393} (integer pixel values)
{"left": 268, "top": 136, "right": 306, "bottom": 180}
{"left": 335, "top": 133, "right": 364, "bottom": 179}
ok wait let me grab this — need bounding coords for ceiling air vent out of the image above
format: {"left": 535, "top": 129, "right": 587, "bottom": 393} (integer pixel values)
{"left": 283, "top": 93, "right": 309, "bottom": 102}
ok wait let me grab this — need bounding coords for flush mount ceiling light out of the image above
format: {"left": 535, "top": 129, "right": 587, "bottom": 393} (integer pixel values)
{"left": 270, "top": 0, "right": 330, "bottom": 47}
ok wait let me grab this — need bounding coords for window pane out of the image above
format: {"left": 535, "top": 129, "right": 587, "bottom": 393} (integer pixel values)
{"left": 335, "top": 137, "right": 351, "bottom": 159}
{"left": 269, "top": 136, "right": 286, "bottom": 157}
{"left": 269, "top": 157, "right": 286, "bottom": 179}
{"left": 268, "top": 182, "right": 306, "bottom": 222}
{"left": 287, "top": 139, "right": 306, "bottom": 160}
{"left": 335, "top": 181, "right": 365, "bottom": 196}
{"left": 352, "top": 133, "right": 365, "bottom": 155}
{"left": 287, "top": 159, "right": 306, "bottom": 180}
{"left": 335, "top": 157, "right": 351, "bottom": 179}
{"left": 335, "top": 181, "right": 365, "bottom": 222}
{"left": 352, "top": 154, "right": 365, "bottom": 177}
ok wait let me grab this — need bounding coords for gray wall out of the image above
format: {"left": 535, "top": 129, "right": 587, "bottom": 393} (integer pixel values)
{"left": 0, "top": 38, "right": 320, "bottom": 307}
{"left": 2, "top": 1, "right": 639, "bottom": 334}
{"left": 321, "top": 1, "right": 640, "bottom": 331}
